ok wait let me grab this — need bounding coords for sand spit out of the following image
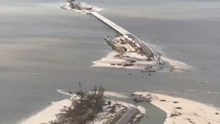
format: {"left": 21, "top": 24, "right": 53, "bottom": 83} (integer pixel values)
{"left": 104, "top": 91, "right": 129, "bottom": 98}
{"left": 137, "top": 106, "right": 146, "bottom": 114}
{"left": 161, "top": 56, "right": 192, "bottom": 70}
{"left": 92, "top": 51, "right": 191, "bottom": 72}
{"left": 134, "top": 92, "right": 220, "bottom": 124}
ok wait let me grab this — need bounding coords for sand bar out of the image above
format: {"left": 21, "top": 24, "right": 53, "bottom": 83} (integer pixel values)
{"left": 135, "top": 92, "right": 220, "bottom": 124}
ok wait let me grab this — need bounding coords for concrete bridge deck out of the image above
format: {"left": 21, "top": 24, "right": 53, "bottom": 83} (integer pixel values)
{"left": 91, "top": 12, "right": 130, "bottom": 35}
{"left": 90, "top": 12, "right": 159, "bottom": 59}
{"left": 116, "top": 107, "right": 139, "bottom": 124}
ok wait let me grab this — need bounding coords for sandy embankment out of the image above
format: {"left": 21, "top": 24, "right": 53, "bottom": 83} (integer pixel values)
{"left": 135, "top": 92, "right": 220, "bottom": 124}
{"left": 92, "top": 51, "right": 191, "bottom": 71}
{"left": 20, "top": 91, "right": 144, "bottom": 124}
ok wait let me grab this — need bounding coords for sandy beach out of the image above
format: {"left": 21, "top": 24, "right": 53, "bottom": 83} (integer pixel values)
{"left": 20, "top": 99, "right": 72, "bottom": 124}
{"left": 135, "top": 92, "right": 220, "bottom": 124}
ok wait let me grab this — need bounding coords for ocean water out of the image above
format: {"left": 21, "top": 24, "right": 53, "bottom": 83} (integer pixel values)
{"left": 0, "top": 0, "right": 220, "bottom": 124}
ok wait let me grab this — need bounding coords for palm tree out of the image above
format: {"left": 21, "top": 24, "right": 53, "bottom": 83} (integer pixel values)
{"left": 95, "top": 85, "right": 105, "bottom": 107}
{"left": 75, "top": 90, "right": 86, "bottom": 100}
{"left": 93, "top": 85, "right": 97, "bottom": 99}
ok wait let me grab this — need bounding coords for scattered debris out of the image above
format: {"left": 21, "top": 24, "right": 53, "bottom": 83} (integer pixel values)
{"left": 147, "top": 57, "right": 152, "bottom": 61}
{"left": 185, "top": 118, "right": 196, "bottom": 124}
{"left": 174, "top": 107, "right": 182, "bottom": 109}
{"left": 160, "top": 100, "right": 166, "bottom": 102}
{"left": 170, "top": 112, "right": 181, "bottom": 117}
{"left": 130, "top": 94, "right": 135, "bottom": 96}
{"left": 170, "top": 65, "right": 175, "bottom": 72}
{"left": 170, "top": 69, "right": 173, "bottom": 72}
{"left": 193, "top": 112, "right": 199, "bottom": 116}
{"left": 133, "top": 98, "right": 138, "bottom": 102}
{"left": 145, "top": 65, "right": 153, "bottom": 70}
{"left": 173, "top": 101, "right": 179, "bottom": 104}
{"left": 127, "top": 60, "right": 136, "bottom": 63}
{"left": 133, "top": 96, "right": 151, "bottom": 103}
{"left": 148, "top": 70, "right": 156, "bottom": 72}
{"left": 69, "top": 90, "right": 73, "bottom": 95}
{"left": 123, "top": 63, "right": 134, "bottom": 67}
{"left": 184, "top": 118, "right": 196, "bottom": 124}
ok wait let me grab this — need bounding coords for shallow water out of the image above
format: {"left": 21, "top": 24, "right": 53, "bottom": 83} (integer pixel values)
{"left": 0, "top": 0, "right": 220, "bottom": 124}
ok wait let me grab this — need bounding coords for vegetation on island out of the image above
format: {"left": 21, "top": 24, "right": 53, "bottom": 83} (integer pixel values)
{"left": 46, "top": 85, "right": 106, "bottom": 124}
{"left": 44, "top": 84, "right": 144, "bottom": 124}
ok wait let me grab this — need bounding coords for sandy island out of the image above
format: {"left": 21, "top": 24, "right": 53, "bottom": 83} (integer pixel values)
{"left": 20, "top": 91, "right": 145, "bottom": 124}
{"left": 20, "top": 91, "right": 220, "bottom": 124}
{"left": 135, "top": 92, "right": 220, "bottom": 124}
{"left": 21, "top": 92, "right": 220, "bottom": 124}
{"left": 92, "top": 51, "right": 191, "bottom": 72}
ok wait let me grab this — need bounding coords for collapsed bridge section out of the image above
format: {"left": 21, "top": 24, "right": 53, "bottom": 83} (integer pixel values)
{"left": 90, "top": 12, "right": 161, "bottom": 60}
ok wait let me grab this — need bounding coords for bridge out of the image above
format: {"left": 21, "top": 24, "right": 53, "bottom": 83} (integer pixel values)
{"left": 91, "top": 12, "right": 160, "bottom": 60}
{"left": 116, "top": 107, "right": 139, "bottom": 124}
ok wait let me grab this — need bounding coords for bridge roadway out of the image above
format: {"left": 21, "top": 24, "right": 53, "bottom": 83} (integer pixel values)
{"left": 116, "top": 107, "right": 139, "bottom": 124}
{"left": 91, "top": 12, "right": 159, "bottom": 59}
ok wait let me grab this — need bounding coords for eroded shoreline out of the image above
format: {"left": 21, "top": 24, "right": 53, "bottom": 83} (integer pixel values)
{"left": 20, "top": 91, "right": 220, "bottom": 124}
